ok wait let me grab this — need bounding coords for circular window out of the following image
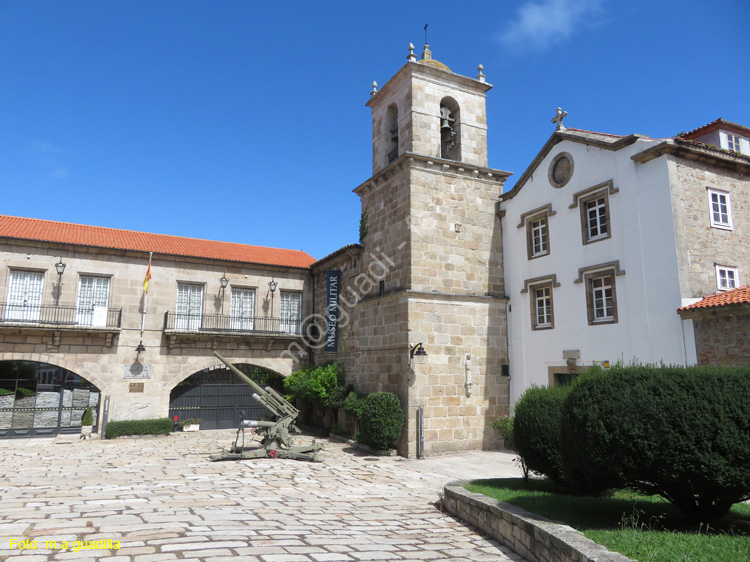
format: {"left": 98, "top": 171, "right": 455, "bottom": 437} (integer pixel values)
{"left": 549, "top": 152, "right": 574, "bottom": 188}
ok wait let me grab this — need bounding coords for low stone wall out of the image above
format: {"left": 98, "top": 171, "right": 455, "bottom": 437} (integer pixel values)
{"left": 443, "top": 481, "right": 635, "bottom": 562}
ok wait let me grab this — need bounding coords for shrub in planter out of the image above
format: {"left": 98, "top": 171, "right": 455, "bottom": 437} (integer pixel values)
{"left": 105, "top": 418, "right": 173, "bottom": 439}
{"left": 513, "top": 384, "right": 573, "bottom": 485}
{"left": 358, "top": 392, "right": 404, "bottom": 450}
{"left": 561, "top": 365, "right": 750, "bottom": 522}
{"left": 81, "top": 407, "right": 94, "bottom": 426}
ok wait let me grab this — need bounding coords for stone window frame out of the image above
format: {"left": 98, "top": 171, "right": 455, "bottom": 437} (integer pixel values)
{"left": 574, "top": 261, "right": 625, "bottom": 326}
{"left": 569, "top": 180, "right": 618, "bottom": 246}
{"left": 715, "top": 264, "right": 740, "bottom": 291}
{"left": 517, "top": 204, "right": 556, "bottom": 261}
{"left": 521, "top": 274, "right": 560, "bottom": 331}
{"left": 707, "top": 188, "right": 733, "bottom": 231}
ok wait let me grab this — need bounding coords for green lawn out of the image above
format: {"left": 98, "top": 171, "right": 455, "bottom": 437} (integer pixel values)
{"left": 466, "top": 478, "right": 750, "bottom": 562}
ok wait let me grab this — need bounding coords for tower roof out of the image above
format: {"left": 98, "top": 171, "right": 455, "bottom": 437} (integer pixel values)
{"left": 418, "top": 44, "right": 451, "bottom": 72}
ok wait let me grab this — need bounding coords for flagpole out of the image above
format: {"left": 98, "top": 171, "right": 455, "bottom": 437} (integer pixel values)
{"left": 141, "top": 252, "right": 152, "bottom": 335}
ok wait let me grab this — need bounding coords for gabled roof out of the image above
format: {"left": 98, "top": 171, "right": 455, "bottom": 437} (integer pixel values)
{"left": 500, "top": 128, "right": 643, "bottom": 200}
{"left": 677, "top": 118, "right": 750, "bottom": 141}
{"left": 0, "top": 215, "right": 317, "bottom": 269}
{"left": 677, "top": 285, "right": 750, "bottom": 312}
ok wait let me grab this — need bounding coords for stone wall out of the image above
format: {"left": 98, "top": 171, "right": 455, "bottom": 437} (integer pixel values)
{"left": 0, "top": 239, "right": 310, "bottom": 424}
{"left": 443, "top": 482, "right": 636, "bottom": 562}
{"left": 671, "top": 158, "right": 750, "bottom": 298}
{"left": 690, "top": 308, "right": 750, "bottom": 365}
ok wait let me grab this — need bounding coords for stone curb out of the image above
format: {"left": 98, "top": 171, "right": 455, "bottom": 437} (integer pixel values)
{"left": 443, "top": 480, "right": 636, "bottom": 562}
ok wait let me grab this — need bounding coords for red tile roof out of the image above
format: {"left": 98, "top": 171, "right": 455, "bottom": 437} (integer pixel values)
{"left": 677, "top": 118, "right": 750, "bottom": 140}
{"left": 0, "top": 215, "right": 316, "bottom": 269}
{"left": 677, "top": 285, "right": 750, "bottom": 312}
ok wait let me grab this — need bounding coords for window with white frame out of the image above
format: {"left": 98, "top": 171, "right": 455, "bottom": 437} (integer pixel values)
{"left": 175, "top": 283, "right": 203, "bottom": 331}
{"left": 716, "top": 265, "right": 739, "bottom": 291}
{"left": 529, "top": 217, "right": 549, "bottom": 258}
{"left": 280, "top": 291, "right": 302, "bottom": 334}
{"left": 583, "top": 195, "right": 609, "bottom": 242}
{"left": 230, "top": 287, "right": 255, "bottom": 331}
{"left": 533, "top": 285, "right": 553, "bottom": 329}
{"left": 76, "top": 276, "right": 110, "bottom": 326}
{"left": 726, "top": 133, "right": 742, "bottom": 153}
{"left": 708, "top": 189, "right": 733, "bottom": 230}
{"left": 5, "top": 270, "right": 44, "bottom": 322}
{"left": 584, "top": 270, "right": 617, "bottom": 325}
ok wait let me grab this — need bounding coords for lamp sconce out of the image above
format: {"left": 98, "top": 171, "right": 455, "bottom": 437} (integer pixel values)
{"left": 219, "top": 274, "right": 229, "bottom": 297}
{"left": 135, "top": 341, "right": 146, "bottom": 354}
{"left": 54, "top": 258, "right": 66, "bottom": 306}
{"left": 408, "top": 342, "right": 427, "bottom": 365}
{"left": 268, "top": 279, "right": 278, "bottom": 294}
{"left": 55, "top": 258, "right": 66, "bottom": 285}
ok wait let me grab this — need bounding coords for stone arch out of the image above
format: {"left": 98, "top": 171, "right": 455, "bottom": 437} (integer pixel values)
{"left": 0, "top": 351, "right": 107, "bottom": 392}
{"left": 384, "top": 103, "right": 399, "bottom": 165}
{"left": 439, "top": 96, "right": 461, "bottom": 161}
{"left": 164, "top": 355, "right": 294, "bottom": 392}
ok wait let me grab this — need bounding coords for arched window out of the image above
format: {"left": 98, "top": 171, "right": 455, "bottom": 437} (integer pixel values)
{"left": 439, "top": 97, "right": 461, "bottom": 161}
{"left": 385, "top": 104, "right": 399, "bottom": 165}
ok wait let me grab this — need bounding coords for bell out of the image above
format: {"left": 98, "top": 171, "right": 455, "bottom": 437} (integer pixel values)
{"left": 441, "top": 119, "right": 452, "bottom": 132}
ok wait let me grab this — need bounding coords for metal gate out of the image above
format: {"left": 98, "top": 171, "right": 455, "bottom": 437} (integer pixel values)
{"left": 168, "top": 366, "right": 284, "bottom": 430}
{"left": 0, "top": 377, "right": 100, "bottom": 438}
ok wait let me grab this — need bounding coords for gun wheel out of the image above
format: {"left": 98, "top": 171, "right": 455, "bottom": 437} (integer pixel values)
{"left": 269, "top": 449, "right": 278, "bottom": 459}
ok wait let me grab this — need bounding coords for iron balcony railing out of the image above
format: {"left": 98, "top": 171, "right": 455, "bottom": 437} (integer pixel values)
{"left": 0, "top": 304, "right": 122, "bottom": 329}
{"left": 163, "top": 312, "right": 302, "bottom": 336}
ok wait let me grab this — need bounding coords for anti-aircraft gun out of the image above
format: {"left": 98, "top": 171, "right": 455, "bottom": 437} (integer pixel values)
{"left": 209, "top": 351, "right": 322, "bottom": 462}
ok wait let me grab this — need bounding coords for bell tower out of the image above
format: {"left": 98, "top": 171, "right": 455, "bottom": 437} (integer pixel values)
{"left": 367, "top": 43, "right": 492, "bottom": 175}
{"left": 350, "top": 43, "right": 511, "bottom": 457}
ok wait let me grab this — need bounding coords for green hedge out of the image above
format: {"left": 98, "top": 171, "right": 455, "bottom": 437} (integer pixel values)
{"left": 105, "top": 418, "right": 173, "bottom": 439}
{"left": 513, "top": 384, "right": 572, "bottom": 484}
{"left": 561, "top": 365, "right": 750, "bottom": 522}
{"left": 284, "top": 363, "right": 343, "bottom": 406}
{"left": 358, "top": 392, "right": 404, "bottom": 450}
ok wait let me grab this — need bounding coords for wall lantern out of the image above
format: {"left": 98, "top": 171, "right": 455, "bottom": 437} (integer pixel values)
{"left": 219, "top": 274, "right": 229, "bottom": 314}
{"left": 135, "top": 341, "right": 146, "bottom": 353}
{"left": 267, "top": 279, "right": 278, "bottom": 318}
{"left": 409, "top": 342, "right": 427, "bottom": 365}
{"left": 54, "top": 258, "right": 66, "bottom": 305}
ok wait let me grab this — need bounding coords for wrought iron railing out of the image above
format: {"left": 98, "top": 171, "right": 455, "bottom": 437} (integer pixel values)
{"left": 163, "top": 312, "right": 302, "bottom": 336}
{"left": 0, "top": 304, "right": 122, "bottom": 328}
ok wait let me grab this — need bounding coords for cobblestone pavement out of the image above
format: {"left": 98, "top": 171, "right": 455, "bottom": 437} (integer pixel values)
{"left": 0, "top": 430, "right": 526, "bottom": 562}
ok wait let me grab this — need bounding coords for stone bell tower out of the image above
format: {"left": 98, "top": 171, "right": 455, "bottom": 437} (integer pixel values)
{"left": 350, "top": 43, "right": 511, "bottom": 457}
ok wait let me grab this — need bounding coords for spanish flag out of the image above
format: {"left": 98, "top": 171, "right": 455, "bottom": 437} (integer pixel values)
{"left": 143, "top": 253, "right": 152, "bottom": 293}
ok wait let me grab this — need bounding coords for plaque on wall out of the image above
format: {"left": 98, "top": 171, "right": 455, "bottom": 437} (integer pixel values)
{"left": 129, "top": 383, "right": 145, "bottom": 393}
{"left": 124, "top": 363, "right": 151, "bottom": 379}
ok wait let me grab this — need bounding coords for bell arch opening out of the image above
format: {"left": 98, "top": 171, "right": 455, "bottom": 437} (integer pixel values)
{"left": 439, "top": 97, "right": 461, "bottom": 161}
{"left": 168, "top": 363, "right": 285, "bottom": 430}
{"left": 0, "top": 360, "right": 101, "bottom": 438}
{"left": 385, "top": 103, "right": 399, "bottom": 165}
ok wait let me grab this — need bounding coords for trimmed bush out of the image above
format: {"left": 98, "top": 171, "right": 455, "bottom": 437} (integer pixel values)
{"left": 561, "top": 365, "right": 750, "bottom": 522}
{"left": 284, "top": 363, "right": 343, "bottom": 406}
{"left": 81, "top": 407, "right": 93, "bottom": 426}
{"left": 358, "top": 392, "right": 404, "bottom": 450}
{"left": 513, "top": 384, "right": 573, "bottom": 484}
{"left": 105, "top": 418, "right": 173, "bottom": 439}
{"left": 342, "top": 390, "right": 365, "bottom": 418}
{"left": 327, "top": 385, "right": 352, "bottom": 410}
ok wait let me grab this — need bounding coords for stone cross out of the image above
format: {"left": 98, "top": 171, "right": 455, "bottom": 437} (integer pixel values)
{"left": 551, "top": 107, "right": 568, "bottom": 130}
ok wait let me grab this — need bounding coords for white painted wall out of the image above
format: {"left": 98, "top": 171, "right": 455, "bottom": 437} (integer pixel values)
{"left": 502, "top": 136, "right": 693, "bottom": 407}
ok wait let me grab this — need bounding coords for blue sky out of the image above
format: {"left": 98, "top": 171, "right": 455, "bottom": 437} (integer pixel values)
{"left": 2, "top": 0, "right": 749, "bottom": 260}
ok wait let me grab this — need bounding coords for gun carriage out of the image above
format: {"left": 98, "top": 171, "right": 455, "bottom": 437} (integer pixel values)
{"left": 210, "top": 351, "right": 322, "bottom": 462}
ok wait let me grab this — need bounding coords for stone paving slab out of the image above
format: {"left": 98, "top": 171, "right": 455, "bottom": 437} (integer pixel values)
{"left": 0, "top": 430, "right": 526, "bottom": 561}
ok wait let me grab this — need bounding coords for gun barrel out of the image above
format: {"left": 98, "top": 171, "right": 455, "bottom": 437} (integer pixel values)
{"left": 213, "top": 351, "right": 267, "bottom": 397}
